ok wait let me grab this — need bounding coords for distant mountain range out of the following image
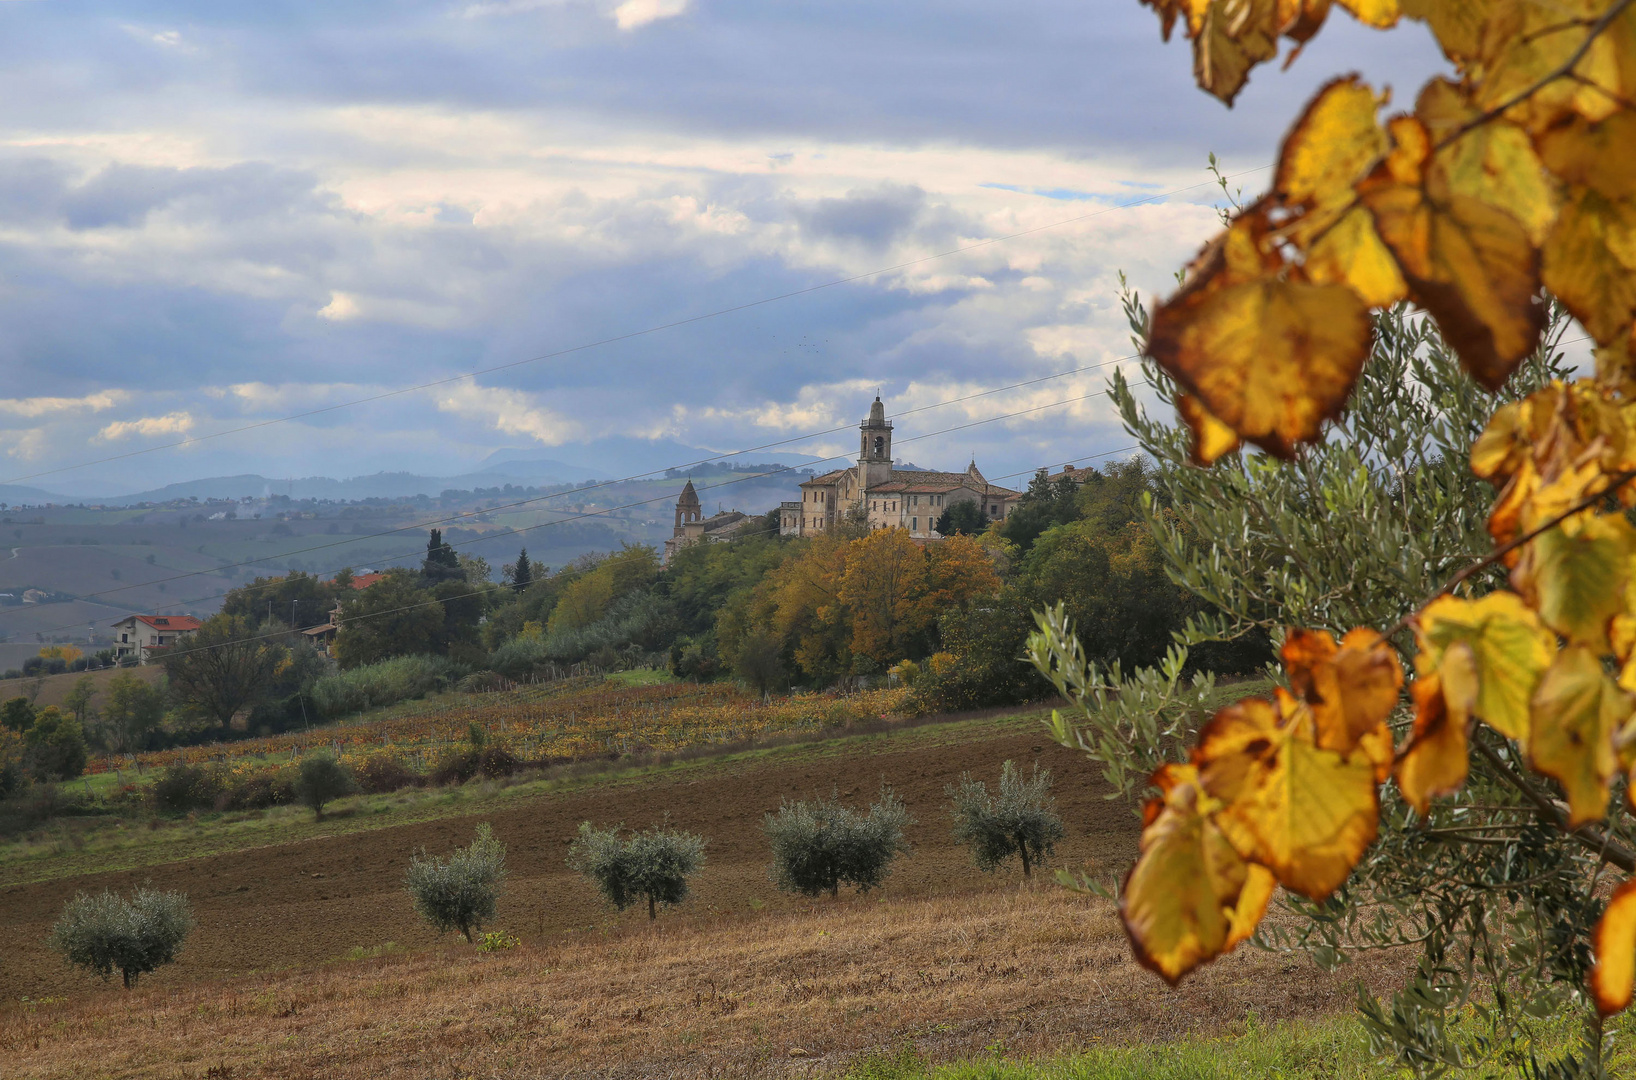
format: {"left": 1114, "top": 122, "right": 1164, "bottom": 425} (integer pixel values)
{"left": 0, "top": 437, "right": 828, "bottom": 508}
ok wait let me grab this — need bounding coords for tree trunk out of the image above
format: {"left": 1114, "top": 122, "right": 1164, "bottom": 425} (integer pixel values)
{"left": 648, "top": 894, "right": 657, "bottom": 921}
{"left": 122, "top": 968, "right": 133, "bottom": 990}
{"left": 1018, "top": 834, "right": 1031, "bottom": 879}
{"left": 462, "top": 924, "right": 474, "bottom": 944}
{"left": 831, "top": 880, "right": 839, "bottom": 899}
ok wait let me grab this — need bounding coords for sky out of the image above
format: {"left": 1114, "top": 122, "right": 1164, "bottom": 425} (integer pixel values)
{"left": 0, "top": 1, "right": 1457, "bottom": 497}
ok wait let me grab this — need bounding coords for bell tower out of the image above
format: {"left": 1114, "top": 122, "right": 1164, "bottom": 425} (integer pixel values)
{"left": 858, "top": 396, "right": 894, "bottom": 492}
{"left": 674, "top": 479, "right": 702, "bottom": 533}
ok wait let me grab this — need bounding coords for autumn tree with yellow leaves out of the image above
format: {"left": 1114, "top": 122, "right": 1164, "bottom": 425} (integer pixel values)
{"left": 1027, "top": 1, "right": 1636, "bottom": 1074}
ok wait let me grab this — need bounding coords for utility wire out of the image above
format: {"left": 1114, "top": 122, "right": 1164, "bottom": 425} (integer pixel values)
{"left": 0, "top": 166, "right": 1270, "bottom": 488}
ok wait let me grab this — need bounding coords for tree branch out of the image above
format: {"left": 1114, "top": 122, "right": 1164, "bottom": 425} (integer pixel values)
{"left": 1473, "top": 739, "right": 1636, "bottom": 873}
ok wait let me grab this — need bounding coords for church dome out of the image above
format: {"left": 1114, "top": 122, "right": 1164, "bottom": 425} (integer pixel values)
{"left": 867, "top": 396, "right": 886, "bottom": 425}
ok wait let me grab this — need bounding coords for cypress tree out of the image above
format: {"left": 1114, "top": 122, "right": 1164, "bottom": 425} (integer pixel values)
{"left": 512, "top": 548, "right": 533, "bottom": 592}
{"left": 423, "top": 528, "right": 462, "bottom": 583}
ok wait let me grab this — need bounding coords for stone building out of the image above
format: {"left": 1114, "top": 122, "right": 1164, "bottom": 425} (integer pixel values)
{"left": 780, "top": 396, "right": 1022, "bottom": 539}
{"left": 663, "top": 478, "right": 756, "bottom": 563}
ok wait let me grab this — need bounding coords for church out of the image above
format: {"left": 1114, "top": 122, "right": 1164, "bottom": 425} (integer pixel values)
{"left": 777, "top": 396, "right": 1022, "bottom": 539}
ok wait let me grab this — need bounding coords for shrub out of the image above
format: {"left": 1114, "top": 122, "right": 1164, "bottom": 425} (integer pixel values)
{"left": 406, "top": 823, "right": 506, "bottom": 943}
{"left": 351, "top": 752, "right": 420, "bottom": 794}
{"left": 1, "top": 696, "right": 36, "bottom": 732}
{"left": 293, "top": 753, "right": 357, "bottom": 820}
{"left": 306, "top": 654, "right": 466, "bottom": 719}
{"left": 216, "top": 769, "right": 295, "bottom": 811}
{"left": 47, "top": 888, "right": 194, "bottom": 989}
{"left": 764, "top": 785, "right": 913, "bottom": 898}
{"left": 23, "top": 707, "right": 87, "bottom": 781}
{"left": 487, "top": 634, "right": 548, "bottom": 681}
{"left": 947, "top": 760, "right": 1064, "bottom": 878}
{"left": 428, "top": 744, "right": 520, "bottom": 787}
{"left": 568, "top": 822, "right": 707, "bottom": 920}
{"left": 150, "top": 764, "right": 222, "bottom": 814}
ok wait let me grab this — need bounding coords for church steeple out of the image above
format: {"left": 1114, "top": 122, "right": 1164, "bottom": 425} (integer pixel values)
{"left": 674, "top": 479, "right": 701, "bottom": 532}
{"left": 858, "top": 395, "right": 894, "bottom": 492}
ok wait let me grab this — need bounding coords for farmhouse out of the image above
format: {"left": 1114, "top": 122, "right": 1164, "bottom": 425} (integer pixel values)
{"left": 779, "top": 396, "right": 1022, "bottom": 539}
{"left": 110, "top": 614, "right": 202, "bottom": 664}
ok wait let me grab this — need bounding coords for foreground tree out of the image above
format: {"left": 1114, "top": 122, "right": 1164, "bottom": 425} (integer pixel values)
{"left": 48, "top": 889, "right": 194, "bottom": 989}
{"left": 406, "top": 823, "right": 507, "bottom": 944}
{"left": 1029, "top": 2, "right": 1636, "bottom": 1071}
{"left": 947, "top": 760, "right": 1064, "bottom": 879}
{"left": 567, "top": 822, "right": 707, "bottom": 920}
{"left": 23, "top": 706, "right": 87, "bottom": 781}
{"left": 764, "top": 786, "right": 913, "bottom": 898}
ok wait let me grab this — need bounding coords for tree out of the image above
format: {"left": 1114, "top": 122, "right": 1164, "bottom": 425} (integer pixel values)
{"left": 511, "top": 548, "right": 533, "bottom": 592}
{"left": 220, "top": 571, "right": 340, "bottom": 631}
{"left": 161, "top": 614, "right": 284, "bottom": 730}
{"left": 48, "top": 888, "right": 194, "bottom": 989}
{"left": 732, "top": 634, "right": 786, "bottom": 697}
{"left": 934, "top": 499, "right": 987, "bottom": 536}
{"left": 332, "top": 570, "right": 443, "bottom": 668}
{"left": 23, "top": 706, "right": 87, "bottom": 781}
{"left": 947, "top": 760, "right": 1063, "bottom": 878}
{"left": 568, "top": 822, "right": 707, "bottom": 920}
{"left": 837, "top": 529, "right": 926, "bottom": 667}
{"left": 406, "top": 823, "right": 507, "bottom": 943}
{"left": 62, "top": 675, "right": 96, "bottom": 728}
{"left": 293, "top": 752, "right": 357, "bottom": 821}
{"left": 422, "top": 528, "right": 463, "bottom": 585}
{"left": 764, "top": 785, "right": 913, "bottom": 898}
{"left": 0, "top": 696, "right": 35, "bottom": 733}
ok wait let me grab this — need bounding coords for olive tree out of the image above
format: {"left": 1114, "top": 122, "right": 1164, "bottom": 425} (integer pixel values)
{"left": 293, "top": 752, "right": 357, "bottom": 821}
{"left": 1029, "top": 303, "right": 1609, "bottom": 1074}
{"left": 764, "top": 785, "right": 913, "bottom": 898}
{"left": 567, "top": 822, "right": 706, "bottom": 920}
{"left": 948, "top": 760, "right": 1064, "bottom": 878}
{"left": 48, "top": 888, "right": 194, "bottom": 989}
{"left": 406, "top": 823, "right": 506, "bottom": 943}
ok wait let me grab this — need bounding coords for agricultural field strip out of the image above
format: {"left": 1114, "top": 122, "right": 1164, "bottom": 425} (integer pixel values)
{"left": 3, "top": 709, "right": 1043, "bottom": 887}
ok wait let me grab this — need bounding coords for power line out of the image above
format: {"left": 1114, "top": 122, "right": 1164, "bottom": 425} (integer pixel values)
{"left": 8, "top": 388, "right": 1125, "bottom": 643}
{"left": 3, "top": 355, "right": 1139, "bottom": 613}
{"left": 0, "top": 166, "right": 1270, "bottom": 488}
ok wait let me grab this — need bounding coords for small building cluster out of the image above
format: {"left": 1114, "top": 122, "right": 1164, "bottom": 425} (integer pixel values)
{"left": 110, "top": 614, "right": 202, "bottom": 664}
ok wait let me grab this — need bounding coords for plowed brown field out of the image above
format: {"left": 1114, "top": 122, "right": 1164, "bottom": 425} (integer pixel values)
{"left": 0, "top": 717, "right": 1407, "bottom": 1078}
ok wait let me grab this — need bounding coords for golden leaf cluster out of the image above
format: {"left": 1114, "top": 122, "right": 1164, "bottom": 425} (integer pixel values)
{"left": 1129, "top": 0, "right": 1636, "bottom": 1014}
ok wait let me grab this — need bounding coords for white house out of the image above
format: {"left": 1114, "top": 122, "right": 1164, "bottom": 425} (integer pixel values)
{"left": 110, "top": 614, "right": 202, "bottom": 664}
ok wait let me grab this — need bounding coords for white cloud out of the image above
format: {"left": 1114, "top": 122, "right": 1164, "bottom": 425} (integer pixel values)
{"left": 0, "top": 391, "right": 125, "bottom": 419}
{"left": 96, "top": 412, "right": 194, "bottom": 441}
{"left": 317, "top": 292, "right": 362, "bottom": 321}
{"left": 611, "top": 0, "right": 689, "bottom": 30}
{"left": 434, "top": 384, "right": 581, "bottom": 446}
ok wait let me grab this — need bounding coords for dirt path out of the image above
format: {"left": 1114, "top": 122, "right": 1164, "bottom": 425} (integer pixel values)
{"left": 0, "top": 727, "right": 1142, "bottom": 1000}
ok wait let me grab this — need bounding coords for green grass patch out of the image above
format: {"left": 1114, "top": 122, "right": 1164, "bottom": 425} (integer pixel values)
{"left": 605, "top": 668, "right": 678, "bottom": 687}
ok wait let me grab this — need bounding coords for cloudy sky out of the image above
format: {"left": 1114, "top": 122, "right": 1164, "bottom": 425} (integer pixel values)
{"left": 0, "top": 1, "right": 1453, "bottom": 496}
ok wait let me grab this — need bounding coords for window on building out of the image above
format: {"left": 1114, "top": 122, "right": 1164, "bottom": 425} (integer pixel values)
{"left": 912, "top": 517, "right": 917, "bottom": 531}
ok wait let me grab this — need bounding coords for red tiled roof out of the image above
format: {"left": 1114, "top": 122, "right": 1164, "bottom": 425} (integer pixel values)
{"left": 110, "top": 614, "right": 202, "bottom": 631}
{"left": 348, "top": 572, "right": 388, "bottom": 590}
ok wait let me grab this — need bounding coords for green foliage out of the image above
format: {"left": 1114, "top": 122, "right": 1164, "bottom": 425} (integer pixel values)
{"left": 764, "top": 785, "right": 913, "bottom": 898}
{"left": 161, "top": 613, "right": 287, "bottom": 728}
{"left": 47, "top": 888, "right": 194, "bottom": 989}
{"left": 220, "top": 571, "right": 340, "bottom": 630}
{"left": 947, "top": 760, "right": 1064, "bottom": 878}
{"left": 567, "top": 821, "right": 707, "bottom": 920}
{"left": 406, "top": 822, "right": 507, "bottom": 943}
{"left": 307, "top": 653, "right": 466, "bottom": 719}
{"left": 911, "top": 598, "right": 1040, "bottom": 713}
{"left": 934, "top": 500, "right": 988, "bottom": 537}
{"left": 292, "top": 752, "right": 357, "bottom": 820}
{"left": 149, "top": 764, "right": 222, "bottom": 814}
{"left": 62, "top": 676, "right": 95, "bottom": 726}
{"left": 99, "top": 672, "right": 166, "bottom": 752}
{"left": 508, "top": 548, "right": 533, "bottom": 592}
{"left": 422, "top": 527, "right": 463, "bottom": 584}
{"left": 1, "top": 695, "right": 36, "bottom": 732}
{"left": 23, "top": 706, "right": 87, "bottom": 781}
{"left": 732, "top": 634, "right": 786, "bottom": 696}
{"left": 333, "top": 570, "right": 445, "bottom": 669}
{"left": 548, "top": 545, "right": 660, "bottom": 635}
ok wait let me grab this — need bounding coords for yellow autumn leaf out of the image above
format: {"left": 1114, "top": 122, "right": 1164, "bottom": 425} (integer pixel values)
{"left": 1335, "top": 0, "right": 1397, "bottom": 28}
{"left": 1358, "top": 116, "right": 1546, "bottom": 391}
{"left": 1414, "top": 77, "right": 1556, "bottom": 246}
{"left": 1395, "top": 665, "right": 1472, "bottom": 815}
{"left": 1120, "top": 763, "right": 1274, "bottom": 984}
{"left": 1195, "top": 694, "right": 1379, "bottom": 900}
{"left": 1281, "top": 626, "right": 1403, "bottom": 767}
{"left": 1542, "top": 186, "right": 1636, "bottom": 348}
{"left": 1192, "top": 0, "right": 1281, "bottom": 105}
{"left": 1274, "top": 76, "right": 1387, "bottom": 250}
{"left": 1147, "top": 265, "right": 1373, "bottom": 458}
{"left": 1399, "top": 0, "right": 1491, "bottom": 64}
{"left": 1591, "top": 876, "right": 1636, "bottom": 1016}
{"left": 1177, "top": 393, "right": 1243, "bottom": 466}
{"left": 1528, "top": 644, "right": 1633, "bottom": 827}
{"left": 1304, "top": 204, "right": 1409, "bottom": 306}
{"left": 1140, "top": 0, "right": 1212, "bottom": 41}
{"left": 1469, "top": 399, "right": 1532, "bottom": 481}
{"left": 1414, "top": 591, "right": 1555, "bottom": 741}
{"left": 1537, "top": 112, "right": 1636, "bottom": 203}
{"left": 1474, "top": 0, "right": 1625, "bottom": 135}
{"left": 1513, "top": 510, "right": 1634, "bottom": 653}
